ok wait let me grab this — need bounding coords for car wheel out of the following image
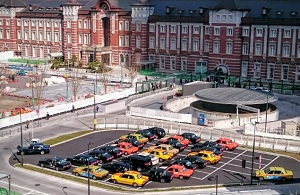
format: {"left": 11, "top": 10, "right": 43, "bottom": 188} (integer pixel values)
{"left": 160, "top": 178, "right": 165, "bottom": 183}
{"left": 55, "top": 167, "right": 59, "bottom": 171}
{"left": 40, "top": 163, "right": 44, "bottom": 167}
{"left": 92, "top": 176, "right": 97, "bottom": 180}
{"left": 225, "top": 147, "right": 229, "bottom": 151}
{"left": 137, "top": 167, "right": 142, "bottom": 172}
{"left": 40, "top": 151, "right": 45, "bottom": 155}
{"left": 281, "top": 177, "right": 287, "bottom": 182}
{"left": 112, "top": 179, "right": 117, "bottom": 184}
{"left": 133, "top": 183, "right": 138, "bottom": 188}
{"left": 259, "top": 177, "right": 264, "bottom": 181}
{"left": 75, "top": 172, "right": 79, "bottom": 176}
{"left": 179, "top": 175, "right": 184, "bottom": 180}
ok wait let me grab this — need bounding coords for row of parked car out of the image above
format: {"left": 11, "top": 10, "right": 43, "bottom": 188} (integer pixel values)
{"left": 16, "top": 127, "right": 240, "bottom": 187}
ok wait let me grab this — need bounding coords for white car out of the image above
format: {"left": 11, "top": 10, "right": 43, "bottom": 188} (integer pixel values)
{"left": 138, "top": 152, "right": 159, "bottom": 165}
{"left": 253, "top": 87, "right": 271, "bottom": 93}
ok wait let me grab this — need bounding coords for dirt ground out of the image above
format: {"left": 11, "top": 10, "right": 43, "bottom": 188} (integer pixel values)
{"left": 0, "top": 95, "right": 32, "bottom": 112}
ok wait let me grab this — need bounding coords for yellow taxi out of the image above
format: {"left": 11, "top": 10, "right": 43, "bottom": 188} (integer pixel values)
{"left": 145, "top": 149, "right": 173, "bottom": 162}
{"left": 255, "top": 166, "right": 293, "bottom": 182}
{"left": 119, "top": 133, "right": 149, "bottom": 144}
{"left": 188, "top": 150, "right": 221, "bottom": 165}
{"left": 111, "top": 170, "right": 149, "bottom": 187}
{"left": 72, "top": 165, "right": 109, "bottom": 180}
{"left": 144, "top": 144, "right": 179, "bottom": 155}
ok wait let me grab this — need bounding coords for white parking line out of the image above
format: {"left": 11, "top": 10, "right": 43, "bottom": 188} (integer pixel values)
{"left": 262, "top": 156, "right": 279, "bottom": 169}
{"left": 224, "top": 151, "right": 273, "bottom": 161}
{"left": 201, "top": 150, "right": 247, "bottom": 180}
{"left": 103, "top": 177, "right": 111, "bottom": 182}
{"left": 77, "top": 139, "right": 119, "bottom": 155}
{"left": 218, "top": 161, "right": 252, "bottom": 170}
{"left": 222, "top": 168, "right": 251, "bottom": 176}
{"left": 191, "top": 176, "right": 203, "bottom": 180}
{"left": 0, "top": 181, "right": 51, "bottom": 195}
{"left": 194, "top": 170, "right": 210, "bottom": 174}
{"left": 222, "top": 156, "right": 266, "bottom": 166}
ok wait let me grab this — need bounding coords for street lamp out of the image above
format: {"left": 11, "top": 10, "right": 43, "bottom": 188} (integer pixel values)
{"left": 87, "top": 142, "right": 93, "bottom": 195}
{"left": 208, "top": 175, "right": 218, "bottom": 195}
{"left": 92, "top": 83, "right": 96, "bottom": 131}
{"left": 4, "top": 147, "right": 21, "bottom": 164}
{"left": 62, "top": 187, "right": 68, "bottom": 195}
{"left": 250, "top": 121, "right": 258, "bottom": 185}
{"left": 19, "top": 108, "right": 23, "bottom": 166}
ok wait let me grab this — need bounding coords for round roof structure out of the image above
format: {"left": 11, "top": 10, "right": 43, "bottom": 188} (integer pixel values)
{"left": 194, "top": 88, "right": 277, "bottom": 105}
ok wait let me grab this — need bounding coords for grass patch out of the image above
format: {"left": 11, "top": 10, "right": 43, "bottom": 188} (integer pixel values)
{"left": 43, "top": 130, "right": 93, "bottom": 146}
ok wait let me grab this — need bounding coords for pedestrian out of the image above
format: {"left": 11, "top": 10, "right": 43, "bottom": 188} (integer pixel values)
{"left": 179, "top": 78, "right": 182, "bottom": 85}
{"left": 254, "top": 82, "right": 257, "bottom": 88}
{"left": 96, "top": 105, "right": 99, "bottom": 113}
{"left": 26, "top": 120, "right": 29, "bottom": 129}
{"left": 145, "top": 76, "right": 148, "bottom": 81}
{"left": 72, "top": 105, "right": 75, "bottom": 113}
{"left": 46, "top": 112, "right": 50, "bottom": 120}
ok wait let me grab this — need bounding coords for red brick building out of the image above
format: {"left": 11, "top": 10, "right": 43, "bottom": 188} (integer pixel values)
{"left": 0, "top": 0, "right": 300, "bottom": 82}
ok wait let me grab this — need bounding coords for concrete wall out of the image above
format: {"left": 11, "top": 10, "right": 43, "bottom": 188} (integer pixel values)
{"left": 100, "top": 100, "right": 126, "bottom": 114}
{"left": 0, "top": 51, "right": 13, "bottom": 61}
{"left": 163, "top": 96, "right": 198, "bottom": 112}
{"left": 182, "top": 81, "right": 213, "bottom": 96}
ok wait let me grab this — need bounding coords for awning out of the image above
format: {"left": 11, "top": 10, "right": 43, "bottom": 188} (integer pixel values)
{"left": 48, "top": 52, "right": 63, "bottom": 58}
{"left": 215, "top": 65, "right": 228, "bottom": 74}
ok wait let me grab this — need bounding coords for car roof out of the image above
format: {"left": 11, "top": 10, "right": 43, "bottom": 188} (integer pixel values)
{"left": 124, "top": 170, "right": 140, "bottom": 175}
{"left": 150, "top": 167, "right": 165, "bottom": 172}
{"left": 200, "top": 150, "right": 214, "bottom": 154}
{"left": 169, "top": 164, "right": 184, "bottom": 168}
{"left": 154, "top": 149, "right": 165, "bottom": 152}
{"left": 218, "top": 137, "right": 231, "bottom": 141}
{"left": 159, "top": 144, "right": 172, "bottom": 147}
{"left": 269, "top": 167, "right": 284, "bottom": 171}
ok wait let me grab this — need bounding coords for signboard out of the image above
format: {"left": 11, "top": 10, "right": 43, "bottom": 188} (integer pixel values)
{"left": 8, "top": 65, "right": 33, "bottom": 71}
{"left": 198, "top": 113, "right": 205, "bottom": 126}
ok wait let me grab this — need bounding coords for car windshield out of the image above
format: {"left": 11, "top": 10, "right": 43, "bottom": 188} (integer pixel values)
{"left": 211, "top": 153, "right": 215, "bottom": 157}
{"left": 58, "top": 159, "right": 67, "bottom": 164}
{"left": 191, "top": 134, "right": 196, "bottom": 138}
{"left": 112, "top": 148, "right": 119, "bottom": 152}
{"left": 138, "top": 135, "right": 143, "bottom": 139}
{"left": 96, "top": 168, "right": 103, "bottom": 172}
{"left": 162, "top": 151, "right": 168, "bottom": 155}
{"left": 182, "top": 167, "right": 187, "bottom": 172}
{"left": 169, "top": 145, "right": 174, "bottom": 150}
{"left": 137, "top": 174, "right": 142, "bottom": 179}
{"left": 264, "top": 168, "right": 270, "bottom": 173}
{"left": 229, "top": 140, "right": 233, "bottom": 143}
{"left": 144, "top": 131, "right": 151, "bottom": 135}
{"left": 161, "top": 170, "right": 167, "bottom": 176}
{"left": 87, "top": 156, "right": 94, "bottom": 160}
{"left": 185, "top": 161, "right": 192, "bottom": 166}
{"left": 128, "top": 144, "right": 133, "bottom": 148}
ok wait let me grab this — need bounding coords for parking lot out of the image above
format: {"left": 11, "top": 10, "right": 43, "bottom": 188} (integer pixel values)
{"left": 11, "top": 130, "right": 300, "bottom": 190}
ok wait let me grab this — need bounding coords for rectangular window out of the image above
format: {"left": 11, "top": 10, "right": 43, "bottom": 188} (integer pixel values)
{"left": 297, "top": 45, "right": 300, "bottom": 58}
{"left": 170, "top": 38, "right": 176, "bottom": 50}
{"left": 283, "top": 44, "right": 290, "bottom": 57}
{"left": 241, "top": 61, "right": 248, "bottom": 77}
{"left": 268, "top": 44, "right": 276, "bottom": 56}
{"left": 32, "top": 46, "right": 36, "bottom": 57}
{"left": 47, "top": 21, "right": 51, "bottom": 27}
{"left": 39, "top": 32, "right": 43, "bottom": 40}
{"left": 181, "top": 57, "right": 187, "bottom": 71}
{"left": 125, "top": 35, "right": 129, "bottom": 47}
{"left": 32, "top": 32, "right": 36, "bottom": 40}
{"left": 0, "top": 20, "right": 2, "bottom": 25}
{"left": 54, "top": 22, "right": 59, "bottom": 28}
{"left": 47, "top": 32, "right": 51, "bottom": 41}
{"left": 243, "top": 28, "right": 250, "bottom": 36}
{"left": 296, "top": 65, "right": 300, "bottom": 81}
{"left": 281, "top": 65, "right": 289, "bottom": 80}
{"left": 242, "top": 43, "right": 248, "bottom": 55}
{"left": 255, "top": 43, "right": 262, "bottom": 55}
{"left": 149, "top": 37, "right": 155, "bottom": 48}
{"left": 136, "top": 36, "right": 141, "bottom": 48}
{"left": 125, "top": 21, "right": 129, "bottom": 31}
{"left": 31, "top": 20, "right": 35, "bottom": 26}
{"left": 78, "top": 34, "right": 82, "bottom": 44}
{"left": 17, "top": 45, "right": 21, "bottom": 52}
{"left": 159, "top": 56, "right": 165, "bottom": 69}
{"left": 17, "top": 19, "right": 21, "bottom": 26}
{"left": 214, "top": 27, "right": 220, "bottom": 35}
{"left": 119, "top": 36, "right": 124, "bottom": 46}
{"left": 40, "top": 47, "right": 44, "bottom": 58}
{"left": 213, "top": 41, "right": 220, "bottom": 53}
{"left": 6, "top": 30, "right": 10, "bottom": 39}
{"left": 216, "top": 14, "right": 220, "bottom": 21}
{"left": 229, "top": 14, "right": 233, "bottom": 20}
{"left": 78, "top": 20, "right": 82, "bottom": 28}
{"left": 267, "top": 63, "right": 275, "bottom": 79}
{"left": 119, "top": 21, "right": 123, "bottom": 30}
{"left": 227, "top": 27, "right": 233, "bottom": 36}
{"left": 170, "top": 56, "right": 176, "bottom": 70}
{"left": 24, "top": 20, "right": 28, "bottom": 26}
{"left": 84, "top": 34, "right": 88, "bottom": 44}
{"left": 25, "top": 46, "right": 29, "bottom": 56}
{"left": 170, "top": 25, "right": 176, "bottom": 33}
{"left": 149, "top": 24, "right": 155, "bottom": 32}
{"left": 204, "top": 41, "right": 210, "bottom": 52}
{"left": 136, "top": 23, "right": 141, "bottom": 32}
{"left": 67, "top": 34, "right": 71, "bottom": 43}
{"left": 226, "top": 42, "right": 233, "bottom": 54}
{"left": 6, "top": 19, "right": 10, "bottom": 26}
{"left": 253, "top": 63, "right": 261, "bottom": 78}
{"left": 193, "top": 26, "right": 199, "bottom": 34}
{"left": 17, "top": 31, "right": 21, "bottom": 39}
{"left": 269, "top": 29, "right": 277, "bottom": 37}
{"left": 160, "top": 38, "right": 165, "bottom": 49}
{"left": 195, "top": 61, "right": 207, "bottom": 74}
{"left": 148, "top": 54, "right": 154, "bottom": 61}
{"left": 39, "top": 21, "right": 43, "bottom": 27}
{"left": 205, "top": 26, "right": 210, "bottom": 35}
{"left": 222, "top": 14, "right": 227, "bottom": 21}
{"left": 182, "top": 26, "right": 188, "bottom": 34}
{"left": 284, "top": 29, "right": 291, "bottom": 38}
{"left": 193, "top": 40, "right": 199, "bottom": 51}
{"left": 181, "top": 39, "right": 187, "bottom": 51}
{"left": 160, "top": 25, "right": 165, "bottom": 33}
{"left": 0, "top": 30, "right": 2, "bottom": 39}
{"left": 25, "top": 31, "right": 28, "bottom": 40}
{"left": 256, "top": 28, "right": 263, "bottom": 37}
{"left": 83, "top": 21, "right": 88, "bottom": 29}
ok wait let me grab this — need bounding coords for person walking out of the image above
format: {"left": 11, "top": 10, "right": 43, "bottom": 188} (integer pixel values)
{"left": 26, "top": 120, "right": 29, "bottom": 129}
{"left": 46, "top": 112, "right": 50, "bottom": 120}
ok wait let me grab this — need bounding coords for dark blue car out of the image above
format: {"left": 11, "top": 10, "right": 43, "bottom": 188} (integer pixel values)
{"left": 38, "top": 157, "right": 71, "bottom": 171}
{"left": 17, "top": 143, "right": 50, "bottom": 155}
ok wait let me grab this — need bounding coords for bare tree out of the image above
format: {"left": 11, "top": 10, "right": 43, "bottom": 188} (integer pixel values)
{"left": 128, "top": 64, "right": 138, "bottom": 87}
{"left": 69, "top": 68, "right": 82, "bottom": 101}
{"left": 97, "top": 62, "right": 111, "bottom": 94}
{"left": 29, "top": 71, "right": 48, "bottom": 111}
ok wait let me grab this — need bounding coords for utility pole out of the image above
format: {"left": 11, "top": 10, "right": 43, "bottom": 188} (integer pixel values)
{"left": 19, "top": 109, "right": 23, "bottom": 166}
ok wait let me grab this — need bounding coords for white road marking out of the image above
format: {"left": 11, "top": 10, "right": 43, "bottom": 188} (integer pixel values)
{"left": 222, "top": 168, "right": 251, "bottom": 176}
{"left": 222, "top": 156, "right": 266, "bottom": 166}
{"left": 77, "top": 139, "right": 119, "bottom": 155}
{"left": 103, "top": 177, "right": 111, "bottom": 182}
{"left": 262, "top": 156, "right": 279, "bottom": 169}
{"left": 194, "top": 170, "right": 210, "bottom": 174}
{"left": 201, "top": 150, "right": 247, "bottom": 180}
{"left": 0, "top": 181, "right": 51, "bottom": 195}
{"left": 218, "top": 161, "right": 252, "bottom": 170}
{"left": 224, "top": 151, "right": 273, "bottom": 161}
{"left": 191, "top": 176, "right": 203, "bottom": 180}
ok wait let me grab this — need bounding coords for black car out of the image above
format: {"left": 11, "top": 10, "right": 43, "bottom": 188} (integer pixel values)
{"left": 89, "top": 150, "right": 114, "bottom": 163}
{"left": 191, "top": 143, "right": 204, "bottom": 152}
{"left": 136, "top": 129, "right": 157, "bottom": 141}
{"left": 181, "top": 133, "right": 201, "bottom": 144}
{"left": 17, "top": 143, "right": 50, "bottom": 155}
{"left": 158, "top": 140, "right": 186, "bottom": 152}
{"left": 99, "top": 146, "right": 123, "bottom": 158}
{"left": 119, "top": 155, "right": 153, "bottom": 172}
{"left": 203, "top": 141, "right": 224, "bottom": 151}
{"left": 162, "top": 159, "right": 197, "bottom": 169}
{"left": 101, "top": 162, "right": 130, "bottom": 174}
{"left": 116, "top": 139, "right": 144, "bottom": 150}
{"left": 176, "top": 156, "right": 208, "bottom": 169}
{"left": 66, "top": 154, "right": 99, "bottom": 166}
{"left": 38, "top": 157, "right": 71, "bottom": 171}
{"left": 144, "top": 167, "right": 173, "bottom": 183}
{"left": 201, "top": 146, "right": 223, "bottom": 156}
{"left": 147, "top": 127, "right": 166, "bottom": 139}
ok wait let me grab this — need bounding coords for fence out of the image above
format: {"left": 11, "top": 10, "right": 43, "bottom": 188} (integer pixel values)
{"left": 95, "top": 117, "right": 300, "bottom": 153}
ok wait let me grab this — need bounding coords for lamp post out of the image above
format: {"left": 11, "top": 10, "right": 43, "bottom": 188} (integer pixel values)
{"left": 19, "top": 108, "right": 23, "bottom": 166}
{"left": 87, "top": 142, "right": 93, "bottom": 195}
{"left": 62, "top": 187, "right": 68, "bottom": 195}
{"left": 264, "top": 94, "right": 269, "bottom": 133}
{"left": 208, "top": 175, "right": 218, "bottom": 195}
{"left": 250, "top": 121, "right": 258, "bottom": 185}
{"left": 93, "top": 83, "right": 96, "bottom": 131}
